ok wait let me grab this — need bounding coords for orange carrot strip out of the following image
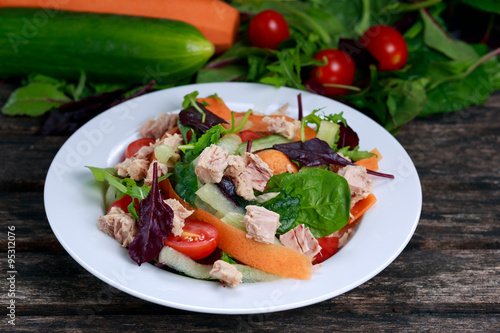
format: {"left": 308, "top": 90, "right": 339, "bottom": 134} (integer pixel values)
{"left": 348, "top": 193, "right": 377, "bottom": 225}
{"left": 159, "top": 179, "right": 312, "bottom": 279}
{"left": 257, "top": 150, "right": 299, "bottom": 174}
{"left": 370, "top": 148, "right": 382, "bottom": 161}
{"left": 199, "top": 97, "right": 317, "bottom": 140}
{"left": 191, "top": 209, "right": 312, "bottom": 280}
{"left": 355, "top": 155, "right": 379, "bottom": 171}
{"left": 0, "top": 0, "right": 239, "bottom": 53}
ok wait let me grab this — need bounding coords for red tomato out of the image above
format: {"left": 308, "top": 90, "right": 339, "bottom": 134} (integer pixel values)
{"left": 310, "top": 49, "right": 356, "bottom": 96}
{"left": 360, "top": 25, "right": 408, "bottom": 71}
{"left": 314, "top": 236, "right": 339, "bottom": 264}
{"left": 249, "top": 10, "right": 290, "bottom": 50}
{"left": 107, "top": 195, "right": 139, "bottom": 214}
{"left": 164, "top": 220, "right": 219, "bottom": 260}
{"left": 125, "top": 138, "right": 155, "bottom": 159}
{"left": 240, "top": 130, "right": 263, "bottom": 142}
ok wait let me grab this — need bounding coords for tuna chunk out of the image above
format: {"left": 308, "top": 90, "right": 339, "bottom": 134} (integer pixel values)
{"left": 139, "top": 112, "right": 178, "bottom": 139}
{"left": 225, "top": 153, "right": 273, "bottom": 200}
{"left": 144, "top": 162, "right": 169, "bottom": 186}
{"left": 136, "top": 145, "right": 154, "bottom": 160}
{"left": 262, "top": 116, "right": 301, "bottom": 139}
{"left": 116, "top": 158, "right": 150, "bottom": 181}
{"left": 155, "top": 133, "right": 183, "bottom": 153}
{"left": 209, "top": 260, "right": 243, "bottom": 288}
{"left": 195, "top": 144, "right": 228, "bottom": 183}
{"left": 244, "top": 205, "right": 280, "bottom": 244}
{"left": 163, "top": 198, "right": 194, "bottom": 236}
{"left": 279, "top": 224, "right": 321, "bottom": 258}
{"left": 337, "top": 165, "right": 372, "bottom": 208}
{"left": 97, "top": 207, "right": 137, "bottom": 247}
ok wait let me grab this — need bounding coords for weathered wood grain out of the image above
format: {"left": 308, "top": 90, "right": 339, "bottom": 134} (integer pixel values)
{"left": 1, "top": 250, "right": 498, "bottom": 317}
{"left": 1, "top": 84, "right": 499, "bottom": 331}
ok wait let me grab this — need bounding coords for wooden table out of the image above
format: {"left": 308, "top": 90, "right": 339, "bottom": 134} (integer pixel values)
{"left": 1, "top": 82, "right": 499, "bottom": 332}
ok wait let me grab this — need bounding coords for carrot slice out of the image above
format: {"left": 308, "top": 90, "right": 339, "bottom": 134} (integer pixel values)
{"left": 159, "top": 179, "right": 312, "bottom": 280}
{"left": 199, "top": 97, "right": 317, "bottom": 141}
{"left": 370, "top": 148, "right": 382, "bottom": 161}
{"left": 355, "top": 155, "right": 379, "bottom": 171}
{"left": 257, "top": 150, "right": 299, "bottom": 174}
{"left": 349, "top": 193, "right": 377, "bottom": 224}
{"left": 0, "top": 0, "right": 239, "bottom": 53}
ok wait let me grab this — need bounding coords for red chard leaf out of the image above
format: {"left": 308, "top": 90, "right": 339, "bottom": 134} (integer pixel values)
{"left": 179, "top": 102, "right": 228, "bottom": 132}
{"left": 274, "top": 138, "right": 394, "bottom": 179}
{"left": 128, "top": 162, "right": 174, "bottom": 265}
{"left": 336, "top": 122, "right": 359, "bottom": 150}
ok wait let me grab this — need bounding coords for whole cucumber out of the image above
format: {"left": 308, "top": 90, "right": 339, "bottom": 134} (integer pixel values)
{"left": 0, "top": 8, "right": 214, "bottom": 84}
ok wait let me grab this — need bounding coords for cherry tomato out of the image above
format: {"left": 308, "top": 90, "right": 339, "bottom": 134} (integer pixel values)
{"left": 248, "top": 10, "right": 290, "bottom": 50}
{"left": 125, "top": 138, "right": 155, "bottom": 159}
{"left": 107, "top": 195, "right": 139, "bottom": 214}
{"left": 310, "top": 49, "right": 356, "bottom": 96}
{"left": 314, "top": 236, "right": 339, "bottom": 264}
{"left": 240, "top": 130, "right": 263, "bottom": 142}
{"left": 360, "top": 25, "right": 408, "bottom": 71}
{"left": 164, "top": 220, "right": 219, "bottom": 260}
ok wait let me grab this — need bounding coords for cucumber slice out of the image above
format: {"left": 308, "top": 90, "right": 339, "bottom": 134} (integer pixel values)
{"left": 316, "top": 120, "right": 339, "bottom": 147}
{"left": 195, "top": 182, "right": 245, "bottom": 216}
{"left": 236, "top": 135, "right": 292, "bottom": 155}
{"left": 217, "top": 133, "right": 242, "bottom": 155}
{"left": 158, "top": 246, "right": 283, "bottom": 283}
{"left": 234, "top": 264, "right": 283, "bottom": 283}
{"left": 104, "top": 185, "right": 120, "bottom": 211}
{"left": 221, "top": 212, "right": 246, "bottom": 230}
{"left": 158, "top": 246, "right": 212, "bottom": 280}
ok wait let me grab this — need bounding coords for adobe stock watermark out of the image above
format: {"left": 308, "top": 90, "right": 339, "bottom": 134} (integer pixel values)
{"left": 6, "top": 226, "right": 17, "bottom": 326}
{"left": 7, "top": 0, "right": 71, "bottom": 54}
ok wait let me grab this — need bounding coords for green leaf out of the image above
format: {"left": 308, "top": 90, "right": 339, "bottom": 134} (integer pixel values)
{"left": 173, "top": 162, "right": 199, "bottom": 205}
{"left": 337, "top": 146, "right": 375, "bottom": 162}
{"left": 184, "top": 124, "right": 226, "bottom": 163}
{"left": 420, "top": 9, "right": 477, "bottom": 61}
{"left": 460, "top": 0, "right": 500, "bottom": 14}
{"left": 2, "top": 82, "right": 72, "bottom": 116}
{"left": 267, "top": 169, "right": 351, "bottom": 238}
{"left": 196, "top": 65, "right": 247, "bottom": 83}
{"left": 382, "top": 78, "right": 427, "bottom": 132}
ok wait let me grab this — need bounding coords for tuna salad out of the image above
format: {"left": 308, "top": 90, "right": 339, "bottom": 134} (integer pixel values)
{"left": 88, "top": 91, "right": 393, "bottom": 287}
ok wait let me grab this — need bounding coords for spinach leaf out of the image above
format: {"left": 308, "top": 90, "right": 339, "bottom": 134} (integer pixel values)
{"left": 173, "top": 162, "right": 199, "bottom": 205}
{"left": 420, "top": 9, "right": 477, "bottom": 61}
{"left": 267, "top": 169, "right": 351, "bottom": 238}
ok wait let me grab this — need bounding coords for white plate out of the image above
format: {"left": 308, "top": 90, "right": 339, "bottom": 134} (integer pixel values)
{"left": 44, "top": 82, "right": 421, "bottom": 314}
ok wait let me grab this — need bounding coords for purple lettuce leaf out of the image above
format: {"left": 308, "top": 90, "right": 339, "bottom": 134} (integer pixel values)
{"left": 128, "top": 162, "right": 174, "bottom": 265}
{"left": 179, "top": 102, "right": 228, "bottom": 132}
{"left": 274, "top": 138, "right": 394, "bottom": 179}
{"left": 336, "top": 122, "right": 359, "bottom": 150}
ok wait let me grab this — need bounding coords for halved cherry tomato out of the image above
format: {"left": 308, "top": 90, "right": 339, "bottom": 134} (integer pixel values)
{"left": 314, "top": 236, "right": 339, "bottom": 264}
{"left": 249, "top": 10, "right": 290, "bottom": 50}
{"left": 164, "top": 220, "right": 219, "bottom": 260}
{"left": 240, "top": 130, "right": 263, "bottom": 142}
{"left": 107, "top": 195, "right": 139, "bottom": 214}
{"left": 125, "top": 138, "right": 155, "bottom": 159}
{"left": 360, "top": 25, "right": 408, "bottom": 71}
{"left": 310, "top": 49, "right": 356, "bottom": 96}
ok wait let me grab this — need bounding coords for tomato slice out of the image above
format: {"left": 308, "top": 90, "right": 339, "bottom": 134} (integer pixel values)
{"left": 314, "top": 236, "right": 339, "bottom": 264}
{"left": 240, "top": 130, "right": 263, "bottom": 142}
{"left": 108, "top": 195, "right": 139, "bottom": 214}
{"left": 164, "top": 220, "right": 219, "bottom": 260}
{"left": 125, "top": 138, "right": 155, "bottom": 159}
